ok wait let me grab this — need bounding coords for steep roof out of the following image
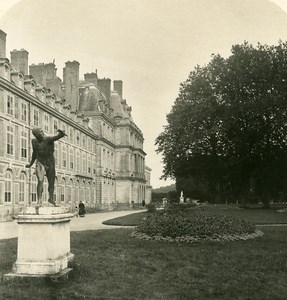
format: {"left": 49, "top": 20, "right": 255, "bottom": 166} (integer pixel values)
{"left": 110, "top": 91, "right": 126, "bottom": 118}
{"left": 78, "top": 84, "right": 106, "bottom": 112}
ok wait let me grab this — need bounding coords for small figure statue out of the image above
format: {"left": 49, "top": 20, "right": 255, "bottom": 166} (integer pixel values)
{"left": 162, "top": 197, "right": 168, "bottom": 207}
{"left": 26, "top": 127, "right": 66, "bottom": 206}
{"left": 180, "top": 190, "right": 184, "bottom": 203}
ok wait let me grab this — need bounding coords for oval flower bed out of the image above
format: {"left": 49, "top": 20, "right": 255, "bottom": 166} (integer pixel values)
{"left": 131, "top": 209, "right": 263, "bottom": 243}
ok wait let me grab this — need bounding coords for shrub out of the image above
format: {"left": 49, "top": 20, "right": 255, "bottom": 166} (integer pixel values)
{"left": 131, "top": 209, "right": 262, "bottom": 243}
{"left": 146, "top": 203, "right": 157, "bottom": 213}
{"left": 166, "top": 203, "right": 198, "bottom": 210}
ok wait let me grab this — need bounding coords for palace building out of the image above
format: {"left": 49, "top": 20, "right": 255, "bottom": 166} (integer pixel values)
{"left": 0, "top": 30, "right": 152, "bottom": 221}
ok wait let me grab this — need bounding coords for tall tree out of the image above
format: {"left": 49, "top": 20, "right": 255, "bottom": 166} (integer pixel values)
{"left": 156, "top": 42, "right": 287, "bottom": 204}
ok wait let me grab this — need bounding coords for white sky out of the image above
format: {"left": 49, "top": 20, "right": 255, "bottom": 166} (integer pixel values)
{"left": 1, "top": 0, "right": 287, "bottom": 188}
{"left": 272, "top": 0, "right": 287, "bottom": 11}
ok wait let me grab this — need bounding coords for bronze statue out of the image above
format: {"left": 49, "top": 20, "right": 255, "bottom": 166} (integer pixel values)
{"left": 26, "top": 127, "right": 66, "bottom": 206}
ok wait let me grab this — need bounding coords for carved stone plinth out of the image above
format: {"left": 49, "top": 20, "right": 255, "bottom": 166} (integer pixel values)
{"left": 4, "top": 207, "right": 74, "bottom": 279}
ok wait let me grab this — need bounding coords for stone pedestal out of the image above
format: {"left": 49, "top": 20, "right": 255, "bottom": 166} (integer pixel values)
{"left": 5, "top": 207, "right": 74, "bottom": 279}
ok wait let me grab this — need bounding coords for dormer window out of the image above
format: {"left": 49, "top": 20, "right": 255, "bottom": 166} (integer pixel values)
{"left": 19, "top": 74, "right": 24, "bottom": 88}
{"left": 41, "top": 90, "right": 45, "bottom": 101}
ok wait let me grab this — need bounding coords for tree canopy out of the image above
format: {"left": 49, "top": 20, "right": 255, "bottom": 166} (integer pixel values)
{"left": 156, "top": 41, "right": 287, "bottom": 204}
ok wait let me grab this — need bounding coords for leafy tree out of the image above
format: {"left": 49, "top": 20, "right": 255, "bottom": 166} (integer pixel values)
{"left": 156, "top": 41, "right": 287, "bottom": 205}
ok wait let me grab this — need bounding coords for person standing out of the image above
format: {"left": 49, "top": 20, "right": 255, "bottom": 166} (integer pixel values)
{"left": 79, "top": 201, "right": 86, "bottom": 217}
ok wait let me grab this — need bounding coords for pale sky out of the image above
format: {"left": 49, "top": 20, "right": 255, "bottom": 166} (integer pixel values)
{"left": 1, "top": 0, "right": 287, "bottom": 188}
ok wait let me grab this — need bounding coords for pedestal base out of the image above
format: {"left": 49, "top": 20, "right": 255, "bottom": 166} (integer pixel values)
{"left": 5, "top": 207, "right": 74, "bottom": 277}
{"left": 12, "top": 252, "right": 74, "bottom": 275}
{"left": 4, "top": 268, "right": 73, "bottom": 283}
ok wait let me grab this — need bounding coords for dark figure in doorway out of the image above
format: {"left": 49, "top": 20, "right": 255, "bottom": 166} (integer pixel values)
{"left": 26, "top": 127, "right": 66, "bottom": 206}
{"left": 79, "top": 201, "right": 86, "bottom": 217}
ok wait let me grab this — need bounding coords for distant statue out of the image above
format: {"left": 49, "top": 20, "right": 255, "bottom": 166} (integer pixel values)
{"left": 26, "top": 127, "right": 66, "bottom": 206}
{"left": 162, "top": 197, "right": 168, "bottom": 207}
{"left": 180, "top": 190, "right": 184, "bottom": 203}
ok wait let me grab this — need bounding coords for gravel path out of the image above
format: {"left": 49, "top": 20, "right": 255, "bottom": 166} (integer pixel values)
{"left": 0, "top": 210, "right": 144, "bottom": 240}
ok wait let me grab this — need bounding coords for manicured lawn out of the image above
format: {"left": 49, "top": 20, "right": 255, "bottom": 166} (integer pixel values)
{"left": 1, "top": 226, "right": 287, "bottom": 299}
{"left": 200, "top": 205, "right": 287, "bottom": 224}
{"left": 102, "top": 211, "right": 152, "bottom": 226}
{"left": 103, "top": 205, "right": 287, "bottom": 226}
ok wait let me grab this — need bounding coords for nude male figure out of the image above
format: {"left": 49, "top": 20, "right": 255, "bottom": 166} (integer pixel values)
{"left": 26, "top": 127, "right": 66, "bottom": 206}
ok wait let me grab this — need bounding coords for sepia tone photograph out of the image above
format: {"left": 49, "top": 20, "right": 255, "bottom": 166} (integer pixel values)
{"left": 0, "top": 0, "right": 287, "bottom": 299}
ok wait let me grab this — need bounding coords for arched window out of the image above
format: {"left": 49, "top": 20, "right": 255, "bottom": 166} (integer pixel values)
{"left": 90, "top": 182, "right": 95, "bottom": 205}
{"left": 31, "top": 174, "right": 37, "bottom": 203}
{"left": 76, "top": 180, "right": 80, "bottom": 204}
{"left": 86, "top": 182, "right": 90, "bottom": 205}
{"left": 19, "top": 172, "right": 26, "bottom": 204}
{"left": 62, "top": 145, "right": 67, "bottom": 169}
{"left": 54, "top": 143, "right": 58, "bottom": 167}
{"left": 61, "top": 178, "right": 65, "bottom": 203}
{"left": 67, "top": 179, "right": 73, "bottom": 205}
{"left": 70, "top": 148, "right": 74, "bottom": 170}
{"left": 80, "top": 181, "right": 85, "bottom": 203}
{"left": 54, "top": 177, "right": 58, "bottom": 204}
{"left": 43, "top": 176, "right": 48, "bottom": 202}
{"left": 5, "top": 171, "right": 13, "bottom": 203}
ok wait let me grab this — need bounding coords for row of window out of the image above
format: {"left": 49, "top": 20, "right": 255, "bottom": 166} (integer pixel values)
{"left": 130, "top": 131, "right": 143, "bottom": 149}
{"left": 5, "top": 122, "right": 98, "bottom": 175}
{"left": 2, "top": 171, "right": 98, "bottom": 206}
{"left": 54, "top": 143, "right": 97, "bottom": 174}
{"left": 6, "top": 94, "right": 96, "bottom": 152}
{"left": 102, "top": 122, "right": 114, "bottom": 141}
{"left": 102, "top": 147, "right": 115, "bottom": 170}
{"left": 7, "top": 125, "right": 28, "bottom": 158}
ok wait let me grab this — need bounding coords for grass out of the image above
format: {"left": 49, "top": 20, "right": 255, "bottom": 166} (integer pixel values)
{"left": 199, "top": 205, "right": 287, "bottom": 224}
{"left": 1, "top": 226, "right": 287, "bottom": 299}
{"left": 103, "top": 205, "right": 287, "bottom": 226}
{"left": 102, "top": 211, "right": 152, "bottom": 226}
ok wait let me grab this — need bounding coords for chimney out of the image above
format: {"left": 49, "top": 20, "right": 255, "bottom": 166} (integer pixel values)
{"left": 10, "top": 49, "right": 29, "bottom": 75}
{"left": 113, "top": 80, "right": 123, "bottom": 98}
{"left": 84, "top": 72, "right": 98, "bottom": 85}
{"left": 30, "top": 62, "right": 57, "bottom": 84}
{"left": 44, "top": 62, "right": 57, "bottom": 79}
{"left": 46, "top": 77, "right": 63, "bottom": 98}
{"left": 63, "top": 61, "right": 80, "bottom": 111}
{"left": 29, "top": 63, "right": 47, "bottom": 86}
{"left": 97, "top": 78, "right": 111, "bottom": 106}
{"left": 0, "top": 30, "right": 7, "bottom": 58}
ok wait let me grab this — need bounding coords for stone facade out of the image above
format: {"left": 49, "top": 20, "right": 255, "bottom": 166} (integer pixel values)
{"left": 0, "top": 30, "right": 152, "bottom": 221}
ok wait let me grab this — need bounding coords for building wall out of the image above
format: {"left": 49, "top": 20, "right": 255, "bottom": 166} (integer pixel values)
{"left": 0, "top": 64, "right": 99, "bottom": 221}
{"left": 0, "top": 30, "right": 152, "bottom": 221}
